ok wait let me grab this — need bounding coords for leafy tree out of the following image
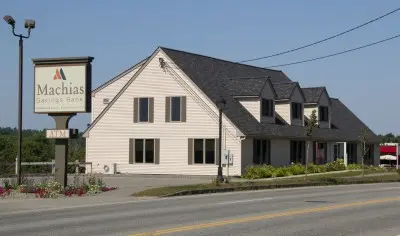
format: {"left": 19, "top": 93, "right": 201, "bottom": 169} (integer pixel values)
{"left": 359, "top": 127, "right": 370, "bottom": 177}
{"left": 305, "top": 110, "right": 318, "bottom": 180}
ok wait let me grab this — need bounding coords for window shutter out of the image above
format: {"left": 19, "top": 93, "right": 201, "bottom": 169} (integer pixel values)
{"left": 215, "top": 138, "right": 220, "bottom": 165}
{"left": 188, "top": 138, "right": 193, "bottom": 165}
{"left": 129, "top": 138, "right": 135, "bottom": 164}
{"left": 133, "top": 98, "right": 138, "bottom": 123}
{"left": 181, "top": 96, "right": 187, "bottom": 122}
{"left": 165, "top": 97, "right": 171, "bottom": 122}
{"left": 154, "top": 138, "right": 160, "bottom": 164}
{"left": 291, "top": 103, "right": 294, "bottom": 119}
{"left": 149, "top": 97, "right": 154, "bottom": 123}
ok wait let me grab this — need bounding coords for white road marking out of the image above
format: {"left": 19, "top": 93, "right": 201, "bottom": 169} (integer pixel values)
{"left": 218, "top": 197, "right": 274, "bottom": 205}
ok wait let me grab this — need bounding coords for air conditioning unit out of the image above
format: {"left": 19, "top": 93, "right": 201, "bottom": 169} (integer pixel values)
{"left": 97, "top": 163, "right": 117, "bottom": 174}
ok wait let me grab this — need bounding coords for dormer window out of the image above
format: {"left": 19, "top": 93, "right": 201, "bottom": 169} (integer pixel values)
{"left": 319, "top": 106, "right": 329, "bottom": 122}
{"left": 261, "top": 99, "right": 274, "bottom": 117}
{"left": 291, "top": 102, "right": 302, "bottom": 119}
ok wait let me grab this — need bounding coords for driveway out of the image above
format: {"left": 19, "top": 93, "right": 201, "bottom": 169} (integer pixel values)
{"left": 97, "top": 174, "right": 213, "bottom": 197}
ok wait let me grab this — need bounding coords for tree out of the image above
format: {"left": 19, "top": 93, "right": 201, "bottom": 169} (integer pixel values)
{"left": 359, "top": 127, "right": 370, "bottom": 177}
{"left": 305, "top": 109, "right": 318, "bottom": 181}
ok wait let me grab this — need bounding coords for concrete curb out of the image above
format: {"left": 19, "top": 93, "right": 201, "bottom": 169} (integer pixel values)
{"left": 159, "top": 179, "right": 400, "bottom": 198}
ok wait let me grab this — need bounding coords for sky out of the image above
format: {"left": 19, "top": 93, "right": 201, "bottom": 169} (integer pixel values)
{"left": 1, "top": 0, "right": 399, "bottom": 135}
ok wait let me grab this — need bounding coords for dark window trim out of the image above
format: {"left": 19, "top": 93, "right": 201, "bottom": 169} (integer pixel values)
{"left": 138, "top": 97, "right": 150, "bottom": 123}
{"left": 134, "top": 138, "right": 156, "bottom": 164}
{"left": 290, "top": 140, "right": 306, "bottom": 164}
{"left": 319, "top": 106, "right": 329, "bottom": 122}
{"left": 291, "top": 102, "right": 303, "bottom": 120}
{"left": 192, "top": 138, "right": 216, "bottom": 164}
{"left": 170, "top": 96, "right": 182, "bottom": 122}
{"left": 261, "top": 99, "right": 274, "bottom": 117}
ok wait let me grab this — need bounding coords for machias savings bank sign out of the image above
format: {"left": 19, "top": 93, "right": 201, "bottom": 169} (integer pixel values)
{"left": 34, "top": 65, "right": 89, "bottom": 113}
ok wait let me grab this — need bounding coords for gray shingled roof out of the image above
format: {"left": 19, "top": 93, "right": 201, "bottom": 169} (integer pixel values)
{"left": 272, "top": 82, "right": 297, "bottom": 100}
{"left": 161, "top": 47, "right": 380, "bottom": 143}
{"left": 222, "top": 77, "right": 269, "bottom": 97}
{"left": 302, "top": 87, "right": 325, "bottom": 104}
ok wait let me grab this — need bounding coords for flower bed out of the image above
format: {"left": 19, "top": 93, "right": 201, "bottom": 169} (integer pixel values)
{"left": 1, "top": 175, "right": 118, "bottom": 199}
{"left": 242, "top": 159, "right": 385, "bottom": 180}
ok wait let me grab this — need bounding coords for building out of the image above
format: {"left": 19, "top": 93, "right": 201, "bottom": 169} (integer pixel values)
{"left": 83, "top": 46, "right": 381, "bottom": 176}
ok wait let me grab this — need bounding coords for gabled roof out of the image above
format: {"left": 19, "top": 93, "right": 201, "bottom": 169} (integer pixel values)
{"left": 223, "top": 77, "right": 277, "bottom": 98}
{"left": 84, "top": 46, "right": 379, "bottom": 143}
{"left": 92, "top": 57, "right": 149, "bottom": 95}
{"left": 272, "top": 81, "right": 306, "bottom": 101}
{"left": 330, "top": 98, "right": 378, "bottom": 142}
{"left": 302, "top": 87, "right": 332, "bottom": 105}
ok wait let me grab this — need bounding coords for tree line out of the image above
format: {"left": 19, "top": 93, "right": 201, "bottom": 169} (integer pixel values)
{"left": 0, "top": 127, "right": 85, "bottom": 176}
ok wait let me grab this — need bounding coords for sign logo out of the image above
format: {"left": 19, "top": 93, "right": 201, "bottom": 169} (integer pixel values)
{"left": 53, "top": 68, "right": 67, "bottom": 81}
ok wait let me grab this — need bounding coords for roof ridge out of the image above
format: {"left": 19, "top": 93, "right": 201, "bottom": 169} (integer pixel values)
{"left": 92, "top": 56, "right": 149, "bottom": 94}
{"left": 302, "top": 86, "right": 325, "bottom": 89}
{"left": 159, "top": 46, "right": 284, "bottom": 73}
{"left": 272, "top": 81, "right": 297, "bottom": 85}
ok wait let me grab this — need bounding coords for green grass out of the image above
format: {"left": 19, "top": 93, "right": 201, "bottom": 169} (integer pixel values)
{"left": 133, "top": 172, "right": 400, "bottom": 197}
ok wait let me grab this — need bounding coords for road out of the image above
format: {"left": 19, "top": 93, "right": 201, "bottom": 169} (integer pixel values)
{"left": 0, "top": 183, "right": 399, "bottom": 236}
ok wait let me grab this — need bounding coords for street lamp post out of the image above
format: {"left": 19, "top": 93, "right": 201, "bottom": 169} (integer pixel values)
{"left": 216, "top": 98, "right": 226, "bottom": 183}
{"left": 3, "top": 15, "right": 35, "bottom": 185}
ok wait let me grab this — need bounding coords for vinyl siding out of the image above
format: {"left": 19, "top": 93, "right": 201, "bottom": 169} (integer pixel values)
{"left": 275, "top": 102, "right": 290, "bottom": 124}
{"left": 86, "top": 49, "right": 242, "bottom": 176}
{"left": 304, "top": 105, "right": 317, "bottom": 123}
{"left": 238, "top": 98, "right": 260, "bottom": 122}
{"left": 290, "top": 87, "right": 304, "bottom": 126}
{"left": 91, "top": 67, "right": 141, "bottom": 121}
{"left": 270, "top": 139, "right": 290, "bottom": 166}
{"left": 260, "top": 83, "right": 275, "bottom": 123}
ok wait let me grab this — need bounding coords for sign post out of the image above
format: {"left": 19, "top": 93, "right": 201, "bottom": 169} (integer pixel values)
{"left": 32, "top": 57, "right": 93, "bottom": 187}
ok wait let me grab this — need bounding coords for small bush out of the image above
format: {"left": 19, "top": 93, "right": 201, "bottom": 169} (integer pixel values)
{"left": 347, "top": 164, "right": 361, "bottom": 170}
{"left": 308, "top": 164, "right": 327, "bottom": 173}
{"left": 287, "top": 164, "right": 305, "bottom": 175}
{"left": 325, "top": 159, "right": 346, "bottom": 172}
{"left": 273, "top": 167, "right": 292, "bottom": 177}
{"left": 397, "top": 169, "right": 400, "bottom": 175}
{"left": 243, "top": 165, "right": 275, "bottom": 179}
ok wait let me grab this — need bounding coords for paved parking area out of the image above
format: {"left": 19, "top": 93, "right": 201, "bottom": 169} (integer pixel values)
{"left": 101, "top": 174, "right": 214, "bottom": 197}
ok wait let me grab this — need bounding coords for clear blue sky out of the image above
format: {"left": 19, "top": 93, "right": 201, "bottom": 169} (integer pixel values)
{"left": 1, "top": 0, "right": 399, "bottom": 135}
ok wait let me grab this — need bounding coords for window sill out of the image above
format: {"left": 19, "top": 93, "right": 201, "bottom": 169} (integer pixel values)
{"left": 130, "top": 163, "right": 158, "bottom": 165}
{"left": 191, "top": 163, "right": 217, "bottom": 165}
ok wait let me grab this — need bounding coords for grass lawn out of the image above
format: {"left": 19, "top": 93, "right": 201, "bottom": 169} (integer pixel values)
{"left": 133, "top": 171, "right": 400, "bottom": 197}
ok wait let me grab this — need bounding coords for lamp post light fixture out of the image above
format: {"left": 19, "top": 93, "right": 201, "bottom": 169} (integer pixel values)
{"left": 3, "top": 15, "right": 35, "bottom": 185}
{"left": 216, "top": 97, "right": 226, "bottom": 183}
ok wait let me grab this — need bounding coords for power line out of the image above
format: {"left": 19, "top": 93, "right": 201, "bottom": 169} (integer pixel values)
{"left": 239, "top": 7, "right": 400, "bottom": 63}
{"left": 264, "top": 33, "right": 400, "bottom": 68}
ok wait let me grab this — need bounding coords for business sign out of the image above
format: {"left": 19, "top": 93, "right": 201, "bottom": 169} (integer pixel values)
{"left": 46, "top": 129, "right": 79, "bottom": 139}
{"left": 33, "top": 60, "right": 92, "bottom": 114}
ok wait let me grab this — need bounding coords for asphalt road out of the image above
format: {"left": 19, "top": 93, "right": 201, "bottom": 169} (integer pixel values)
{"left": 0, "top": 183, "right": 399, "bottom": 236}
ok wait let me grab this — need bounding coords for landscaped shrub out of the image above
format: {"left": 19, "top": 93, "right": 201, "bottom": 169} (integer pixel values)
{"left": 308, "top": 164, "right": 327, "bottom": 173}
{"left": 325, "top": 159, "right": 346, "bottom": 172}
{"left": 347, "top": 164, "right": 361, "bottom": 170}
{"left": 272, "top": 167, "right": 289, "bottom": 177}
{"left": 397, "top": 168, "right": 400, "bottom": 175}
{"left": 243, "top": 165, "right": 274, "bottom": 179}
{"left": 287, "top": 164, "right": 305, "bottom": 175}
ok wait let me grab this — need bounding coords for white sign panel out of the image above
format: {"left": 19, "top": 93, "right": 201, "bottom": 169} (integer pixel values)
{"left": 34, "top": 65, "right": 87, "bottom": 113}
{"left": 46, "top": 129, "right": 70, "bottom": 139}
{"left": 222, "top": 149, "right": 233, "bottom": 165}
